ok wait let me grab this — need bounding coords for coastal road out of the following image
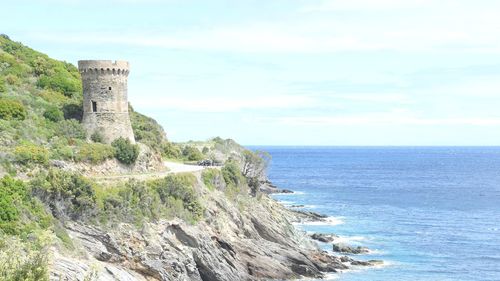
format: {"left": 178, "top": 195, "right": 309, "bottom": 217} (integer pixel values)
{"left": 93, "top": 161, "right": 219, "bottom": 183}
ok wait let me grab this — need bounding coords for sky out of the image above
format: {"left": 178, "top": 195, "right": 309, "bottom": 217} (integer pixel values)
{"left": 2, "top": 0, "right": 500, "bottom": 145}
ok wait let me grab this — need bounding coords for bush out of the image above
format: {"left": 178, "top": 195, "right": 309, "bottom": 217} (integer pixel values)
{"left": 56, "top": 119, "right": 86, "bottom": 140}
{"left": 130, "top": 106, "right": 167, "bottom": 153}
{"left": 0, "top": 176, "right": 52, "bottom": 235}
{"left": 14, "top": 143, "right": 49, "bottom": 165}
{"left": 0, "top": 234, "right": 50, "bottom": 281}
{"left": 90, "top": 132, "right": 104, "bottom": 143}
{"left": 96, "top": 180, "right": 162, "bottom": 225}
{"left": 221, "top": 161, "right": 245, "bottom": 188}
{"left": 43, "top": 106, "right": 63, "bottom": 122}
{"left": 62, "top": 102, "right": 83, "bottom": 121}
{"left": 36, "top": 66, "right": 82, "bottom": 97}
{"left": 221, "top": 161, "right": 247, "bottom": 198}
{"left": 0, "top": 99, "right": 26, "bottom": 120}
{"left": 0, "top": 77, "right": 6, "bottom": 92}
{"left": 150, "top": 174, "right": 203, "bottom": 221}
{"left": 75, "top": 143, "right": 115, "bottom": 164}
{"left": 30, "top": 170, "right": 96, "bottom": 220}
{"left": 182, "top": 146, "right": 203, "bottom": 161}
{"left": 112, "top": 137, "right": 139, "bottom": 165}
{"left": 202, "top": 168, "right": 222, "bottom": 191}
{"left": 162, "top": 142, "right": 182, "bottom": 159}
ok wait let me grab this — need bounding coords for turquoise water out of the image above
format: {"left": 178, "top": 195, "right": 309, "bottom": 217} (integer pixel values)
{"left": 255, "top": 147, "right": 500, "bottom": 281}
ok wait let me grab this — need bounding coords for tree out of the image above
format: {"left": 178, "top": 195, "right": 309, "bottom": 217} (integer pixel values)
{"left": 241, "top": 150, "right": 271, "bottom": 196}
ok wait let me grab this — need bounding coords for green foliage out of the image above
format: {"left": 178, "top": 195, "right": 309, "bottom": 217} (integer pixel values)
{"left": 202, "top": 146, "right": 209, "bottom": 154}
{"left": 0, "top": 233, "right": 50, "bottom": 281}
{"left": 130, "top": 105, "right": 167, "bottom": 153}
{"left": 36, "top": 64, "right": 82, "bottom": 97}
{"left": 55, "top": 119, "right": 86, "bottom": 140}
{"left": 0, "top": 77, "right": 6, "bottom": 92}
{"left": 221, "top": 161, "right": 247, "bottom": 198}
{"left": 112, "top": 137, "right": 139, "bottom": 165}
{"left": 0, "top": 176, "right": 52, "bottom": 235}
{"left": 96, "top": 180, "right": 162, "bottom": 225}
{"left": 182, "top": 146, "right": 203, "bottom": 161}
{"left": 30, "top": 170, "right": 96, "bottom": 220}
{"left": 76, "top": 143, "right": 115, "bottom": 164}
{"left": 162, "top": 142, "right": 182, "bottom": 159}
{"left": 201, "top": 168, "right": 221, "bottom": 191}
{"left": 96, "top": 174, "right": 202, "bottom": 225}
{"left": 43, "top": 105, "right": 63, "bottom": 122}
{"left": 62, "top": 102, "right": 83, "bottom": 121}
{"left": 14, "top": 143, "right": 49, "bottom": 165}
{"left": 0, "top": 98, "right": 26, "bottom": 120}
{"left": 90, "top": 131, "right": 104, "bottom": 143}
{"left": 149, "top": 174, "right": 203, "bottom": 221}
{"left": 222, "top": 161, "right": 245, "bottom": 188}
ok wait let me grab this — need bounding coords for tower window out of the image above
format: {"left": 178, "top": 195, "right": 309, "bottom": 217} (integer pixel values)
{"left": 109, "top": 87, "right": 112, "bottom": 90}
{"left": 92, "top": 101, "right": 97, "bottom": 112}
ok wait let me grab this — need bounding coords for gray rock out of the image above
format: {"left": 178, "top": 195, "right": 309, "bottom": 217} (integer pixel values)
{"left": 332, "top": 243, "right": 370, "bottom": 254}
{"left": 310, "top": 233, "right": 339, "bottom": 243}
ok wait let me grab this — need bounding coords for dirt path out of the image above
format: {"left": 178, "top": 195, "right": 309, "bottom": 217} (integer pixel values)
{"left": 93, "top": 161, "right": 219, "bottom": 183}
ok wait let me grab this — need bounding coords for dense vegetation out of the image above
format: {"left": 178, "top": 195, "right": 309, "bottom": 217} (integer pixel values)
{"left": 0, "top": 35, "right": 270, "bottom": 279}
{"left": 0, "top": 35, "right": 183, "bottom": 174}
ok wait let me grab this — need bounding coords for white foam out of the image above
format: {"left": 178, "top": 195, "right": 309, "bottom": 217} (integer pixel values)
{"left": 296, "top": 216, "right": 345, "bottom": 226}
{"left": 334, "top": 235, "right": 367, "bottom": 244}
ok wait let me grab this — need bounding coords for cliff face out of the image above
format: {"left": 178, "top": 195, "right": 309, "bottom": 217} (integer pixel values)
{"left": 50, "top": 173, "right": 348, "bottom": 281}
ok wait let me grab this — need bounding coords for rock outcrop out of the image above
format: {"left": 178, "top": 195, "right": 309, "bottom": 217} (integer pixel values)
{"left": 48, "top": 174, "right": 380, "bottom": 280}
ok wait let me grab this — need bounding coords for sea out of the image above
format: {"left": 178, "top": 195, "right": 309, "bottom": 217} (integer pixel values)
{"left": 251, "top": 147, "right": 500, "bottom": 281}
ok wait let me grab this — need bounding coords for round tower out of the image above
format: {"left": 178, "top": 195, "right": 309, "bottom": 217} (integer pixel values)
{"left": 78, "top": 60, "right": 135, "bottom": 144}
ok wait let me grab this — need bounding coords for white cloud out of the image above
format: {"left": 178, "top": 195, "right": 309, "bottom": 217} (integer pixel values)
{"left": 273, "top": 112, "right": 500, "bottom": 126}
{"left": 27, "top": 0, "right": 500, "bottom": 55}
{"left": 301, "top": 0, "right": 432, "bottom": 12}
{"left": 132, "top": 95, "right": 317, "bottom": 112}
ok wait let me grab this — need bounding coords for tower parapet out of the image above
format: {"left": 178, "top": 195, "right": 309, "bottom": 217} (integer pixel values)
{"left": 78, "top": 60, "right": 135, "bottom": 144}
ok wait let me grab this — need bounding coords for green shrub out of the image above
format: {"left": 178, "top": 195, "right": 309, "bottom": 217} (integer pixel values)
{"left": 150, "top": 174, "right": 203, "bottom": 221}
{"left": 0, "top": 99, "right": 26, "bottom": 120}
{"left": 90, "top": 131, "right": 104, "bottom": 143}
{"left": 36, "top": 65, "right": 82, "bottom": 97}
{"left": 0, "top": 176, "right": 52, "bottom": 235}
{"left": 75, "top": 143, "right": 115, "bottom": 164}
{"left": 201, "top": 169, "right": 221, "bottom": 191}
{"left": 0, "top": 234, "right": 50, "bottom": 281}
{"left": 4, "top": 74, "right": 20, "bottom": 86}
{"left": 96, "top": 180, "right": 162, "bottom": 225}
{"left": 0, "top": 77, "right": 6, "bottom": 92}
{"left": 43, "top": 106, "right": 63, "bottom": 122}
{"left": 62, "top": 102, "right": 83, "bottom": 121}
{"left": 14, "top": 144, "right": 49, "bottom": 165}
{"left": 162, "top": 142, "right": 182, "bottom": 159}
{"left": 112, "top": 137, "right": 139, "bottom": 165}
{"left": 130, "top": 106, "right": 167, "bottom": 153}
{"left": 221, "top": 161, "right": 247, "bottom": 198}
{"left": 30, "top": 170, "right": 96, "bottom": 220}
{"left": 221, "top": 161, "right": 245, "bottom": 188}
{"left": 50, "top": 145, "right": 74, "bottom": 161}
{"left": 56, "top": 119, "right": 86, "bottom": 140}
{"left": 182, "top": 146, "right": 203, "bottom": 161}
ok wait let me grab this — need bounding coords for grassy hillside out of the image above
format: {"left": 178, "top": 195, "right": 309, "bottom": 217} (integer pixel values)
{"left": 0, "top": 34, "right": 174, "bottom": 174}
{"left": 0, "top": 35, "right": 269, "bottom": 280}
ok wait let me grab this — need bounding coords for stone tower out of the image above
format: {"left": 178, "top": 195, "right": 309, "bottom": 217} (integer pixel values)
{"left": 78, "top": 60, "right": 135, "bottom": 144}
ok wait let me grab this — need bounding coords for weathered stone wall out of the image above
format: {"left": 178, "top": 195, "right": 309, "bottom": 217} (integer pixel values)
{"left": 78, "top": 60, "right": 135, "bottom": 144}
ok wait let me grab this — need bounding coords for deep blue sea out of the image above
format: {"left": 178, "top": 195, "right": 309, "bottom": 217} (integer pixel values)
{"left": 253, "top": 147, "right": 500, "bottom": 281}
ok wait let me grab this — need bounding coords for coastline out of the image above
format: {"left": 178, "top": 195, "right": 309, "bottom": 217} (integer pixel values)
{"left": 269, "top": 187, "right": 385, "bottom": 279}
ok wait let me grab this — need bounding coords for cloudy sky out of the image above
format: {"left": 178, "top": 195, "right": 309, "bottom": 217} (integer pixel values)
{"left": 3, "top": 0, "right": 500, "bottom": 145}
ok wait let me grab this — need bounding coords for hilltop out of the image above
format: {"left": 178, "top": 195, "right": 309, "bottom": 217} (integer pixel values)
{"left": 0, "top": 35, "right": 377, "bottom": 281}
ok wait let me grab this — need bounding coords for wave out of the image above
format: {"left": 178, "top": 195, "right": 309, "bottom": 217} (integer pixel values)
{"left": 295, "top": 216, "right": 345, "bottom": 226}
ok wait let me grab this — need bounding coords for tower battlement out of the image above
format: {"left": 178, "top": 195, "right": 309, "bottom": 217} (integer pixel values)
{"left": 78, "top": 60, "right": 129, "bottom": 75}
{"left": 78, "top": 60, "right": 135, "bottom": 144}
